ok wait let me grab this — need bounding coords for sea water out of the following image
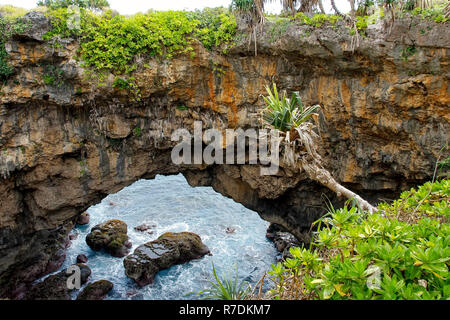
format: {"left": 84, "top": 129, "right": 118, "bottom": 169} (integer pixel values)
{"left": 58, "top": 174, "right": 278, "bottom": 300}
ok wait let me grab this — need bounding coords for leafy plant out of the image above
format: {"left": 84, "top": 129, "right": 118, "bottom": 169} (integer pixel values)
{"left": 42, "top": 64, "right": 65, "bottom": 87}
{"left": 132, "top": 127, "right": 142, "bottom": 137}
{"left": 196, "top": 263, "right": 251, "bottom": 300}
{"left": 262, "top": 83, "right": 319, "bottom": 132}
{"left": 37, "top": 0, "right": 110, "bottom": 10}
{"left": 292, "top": 12, "right": 342, "bottom": 28}
{"left": 268, "top": 179, "right": 449, "bottom": 300}
{"left": 401, "top": 45, "right": 417, "bottom": 61}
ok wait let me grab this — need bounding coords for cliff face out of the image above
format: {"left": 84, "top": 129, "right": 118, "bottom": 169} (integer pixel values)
{"left": 0, "top": 13, "right": 449, "bottom": 297}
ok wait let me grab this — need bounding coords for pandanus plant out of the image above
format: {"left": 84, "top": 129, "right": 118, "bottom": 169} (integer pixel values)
{"left": 262, "top": 83, "right": 377, "bottom": 214}
{"left": 262, "top": 83, "right": 320, "bottom": 132}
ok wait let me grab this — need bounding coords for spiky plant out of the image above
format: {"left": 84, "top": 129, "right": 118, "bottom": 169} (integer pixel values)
{"left": 262, "top": 84, "right": 377, "bottom": 214}
{"left": 196, "top": 263, "right": 251, "bottom": 300}
{"left": 262, "top": 83, "right": 320, "bottom": 132}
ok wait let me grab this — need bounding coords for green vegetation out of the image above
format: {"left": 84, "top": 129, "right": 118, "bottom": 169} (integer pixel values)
{"left": 268, "top": 18, "right": 291, "bottom": 42}
{"left": 401, "top": 45, "right": 417, "bottom": 61}
{"left": 176, "top": 105, "right": 189, "bottom": 111}
{"left": 405, "top": 1, "right": 449, "bottom": 23}
{"left": 37, "top": 0, "right": 110, "bottom": 10}
{"left": 42, "top": 64, "right": 65, "bottom": 87}
{"left": 267, "top": 179, "right": 449, "bottom": 300}
{"left": 292, "top": 12, "right": 342, "bottom": 27}
{"left": 197, "top": 263, "right": 251, "bottom": 300}
{"left": 0, "top": 16, "right": 28, "bottom": 83}
{"left": 132, "top": 126, "right": 142, "bottom": 137}
{"left": 262, "top": 84, "right": 320, "bottom": 132}
{"left": 39, "top": 7, "right": 237, "bottom": 98}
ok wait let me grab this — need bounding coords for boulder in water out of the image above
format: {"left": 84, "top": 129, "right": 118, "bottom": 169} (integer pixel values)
{"left": 25, "top": 264, "right": 91, "bottom": 300}
{"left": 86, "top": 220, "right": 129, "bottom": 257}
{"left": 123, "top": 232, "right": 210, "bottom": 287}
{"left": 76, "top": 280, "right": 113, "bottom": 300}
{"left": 76, "top": 254, "right": 88, "bottom": 264}
{"left": 77, "top": 212, "right": 90, "bottom": 225}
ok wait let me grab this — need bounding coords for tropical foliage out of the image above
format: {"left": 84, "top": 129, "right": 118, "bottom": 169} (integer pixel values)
{"left": 37, "top": 0, "right": 110, "bottom": 10}
{"left": 267, "top": 179, "right": 449, "bottom": 300}
{"left": 262, "top": 84, "right": 319, "bottom": 132}
{"left": 196, "top": 263, "right": 251, "bottom": 300}
{"left": 43, "top": 8, "right": 236, "bottom": 71}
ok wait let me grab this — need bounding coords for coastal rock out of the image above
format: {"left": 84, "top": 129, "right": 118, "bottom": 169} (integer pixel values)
{"left": 123, "top": 232, "right": 210, "bottom": 287}
{"left": 77, "top": 212, "right": 90, "bottom": 225}
{"left": 134, "top": 223, "right": 156, "bottom": 232}
{"left": 76, "top": 280, "right": 113, "bottom": 300}
{"left": 76, "top": 254, "right": 88, "bottom": 264}
{"left": 86, "top": 220, "right": 129, "bottom": 257}
{"left": 266, "top": 224, "right": 302, "bottom": 261}
{"left": 25, "top": 264, "right": 91, "bottom": 300}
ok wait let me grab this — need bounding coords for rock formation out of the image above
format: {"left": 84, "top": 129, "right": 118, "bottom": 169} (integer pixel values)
{"left": 123, "top": 232, "right": 210, "bottom": 287}
{"left": 76, "top": 280, "right": 113, "bottom": 300}
{"left": 0, "top": 12, "right": 448, "bottom": 297}
{"left": 85, "top": 220, "right": 130, "bottom": 257}
{"left": 25, "top": 263, "right": 91, "bottom": 300}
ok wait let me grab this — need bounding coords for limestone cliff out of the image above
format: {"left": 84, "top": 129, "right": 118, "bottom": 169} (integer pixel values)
{"left": 0, "top": 13, "right": 448, "bottom": 298}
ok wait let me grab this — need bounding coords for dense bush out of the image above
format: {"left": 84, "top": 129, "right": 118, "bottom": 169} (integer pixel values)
{"left": 292, "top": 12, "right": 342, "bottom": 27}
{"left": 268, "top": 179, "right": 449, "bottom": 300}
{"left": 43, "top": 8, "right": 236, "bottom": 73}
{"left": 37, "top": 0, "right": 109, "bottom": 10}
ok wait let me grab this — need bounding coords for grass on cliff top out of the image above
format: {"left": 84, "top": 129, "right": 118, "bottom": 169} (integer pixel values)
{"left": 263, "top": 178, "right": 449, "bottom": 300}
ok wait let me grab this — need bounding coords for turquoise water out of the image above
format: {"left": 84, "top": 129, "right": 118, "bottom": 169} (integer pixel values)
{"left": 59, "top": 174, "right": 278, "bottom": 300}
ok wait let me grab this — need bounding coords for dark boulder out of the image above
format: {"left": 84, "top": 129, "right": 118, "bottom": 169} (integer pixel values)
{"left": 76, "top": 280, "right": 113, "bottom": 300}
{"left": 134, "top": 223, "right": 156, "bottom": 232}
{"left": 86, "top": 220, "right": 129, "bottom": 257}
{"left": 76, "top": 254, "right": 88, "bottom": 264}
{"left": 25, "top": 264, "right": 91, "bottom": 300}
{"left": 77, "top": 212, "right": 90, "bottom": 225}
{"left": 123, "top": 232, "right": 210, "bottom": 287}
{"left": 266, "top": 223, "right": 301, "bottom": 261}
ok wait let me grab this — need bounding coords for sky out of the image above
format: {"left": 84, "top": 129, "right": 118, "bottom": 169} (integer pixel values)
{"left": 0, "top": 0, "right": 350, "bottom": 15}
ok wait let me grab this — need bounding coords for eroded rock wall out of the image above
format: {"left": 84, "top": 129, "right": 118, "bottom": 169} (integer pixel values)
{"left": 0, "top": 13, "right": 448, "bottom": 297}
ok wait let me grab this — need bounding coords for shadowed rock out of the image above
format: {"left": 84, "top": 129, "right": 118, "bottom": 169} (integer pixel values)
{"left": 76, "top": 280, "right": 113, "bottom": 300}
{"left": 25, "top": 264, "right": 91, "bottom": 300}
{"left": 77, "top": 212, "right": 90, "bottom": 225}
{"left": 123, "top": 232, "right": 210, "bottom": 287}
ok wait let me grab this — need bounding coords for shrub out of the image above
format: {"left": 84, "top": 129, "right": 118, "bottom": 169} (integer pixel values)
{"left": 262, "top": 83, "right": 320, "bottom": 132}
{"left": 292, "top": 12, "right": 342, "bottom": 28}
{"left": 268, "top": 179, "right": 449, "bottom": 300}
{"left": 43, "top": 8, "right": 237, "bottom": 74}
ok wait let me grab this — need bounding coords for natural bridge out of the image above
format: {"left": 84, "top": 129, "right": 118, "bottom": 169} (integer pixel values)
{"left": 0, "top": 12, "right": 448, "bottom": 298}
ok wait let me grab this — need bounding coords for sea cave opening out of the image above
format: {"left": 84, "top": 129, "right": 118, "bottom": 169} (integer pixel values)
{"left": 56, "top": 173, "right": 279, "bottom": 300}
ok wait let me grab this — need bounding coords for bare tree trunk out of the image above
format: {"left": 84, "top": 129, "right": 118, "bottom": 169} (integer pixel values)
{"left": 330, "top": 0, "right": 344, "bottom": 16}
{"left": 301, "top": 160, "right": 378, "bottom": 213}
{"left": 318, "top": 0, "right": 325, "bottom": 14}
{"left": 349, "top": 0, "right": 356, "bottom": 17}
